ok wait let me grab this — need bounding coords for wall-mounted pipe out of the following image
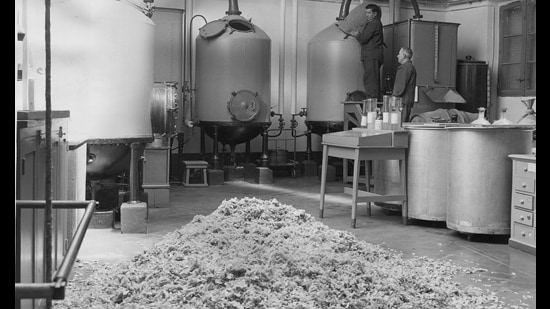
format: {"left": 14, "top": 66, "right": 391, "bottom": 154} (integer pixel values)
{"left": 411, "top": 0, "right": 423, "bottom": 19}
{"left": 227, "top": 0, "right": 242, "bottom": 16}
{"left": 291, "top": 0, "right": 298, "bottom": 115}
{"left": 278, "top": 0, "right": 286, "bottom": 115}
{"left": 336, "top": 0, "right": 352, "bottom": 21}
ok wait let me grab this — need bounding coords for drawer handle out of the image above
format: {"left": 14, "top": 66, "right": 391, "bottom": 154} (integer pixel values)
{"left": 521, "top": 231, "right": 526, "bottom": 237}
{"left": 521, "top": 183, "right": 527, "bottom": 188}
{"left": 520, "top": 216, "right": 524, "bottom": 221}
{"left": 520, "top": 200, "right": 524, "bottom": 204}
{"left": 524, "top": 167, "right": 528, "bottom": 172}
{"left": 527, "top": 215, "right": 531, "bottom": 220}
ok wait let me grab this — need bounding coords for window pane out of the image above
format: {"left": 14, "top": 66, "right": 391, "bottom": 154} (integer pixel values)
{"left": 527, "top": 34, "right": 536, "bottom": 62}
{"left": 502, "top": 4, "right": 522, "bottom": 35}
{"left": 501, "top": 36, "right": 522, "bottom": 63}
{"left": 526, "top": 62, "right": 536, "bottom": 91}
{"left": 527, "top": 1, "right": 536, "bottom": 34}
{"left": 500, "top": 64, "right": 521, "bottom": 90}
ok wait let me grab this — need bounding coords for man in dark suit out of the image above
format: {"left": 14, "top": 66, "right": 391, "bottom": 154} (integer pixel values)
{"left": 350, "top": 4, "right": 384, "bottom": 101}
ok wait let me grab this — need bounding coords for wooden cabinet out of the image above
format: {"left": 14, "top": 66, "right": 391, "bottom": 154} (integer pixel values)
{"left": 508, "top": 154, "right": 536, "bottom": 255}
{"left": 16, "top": 110, "right": 71, "bottom": 308}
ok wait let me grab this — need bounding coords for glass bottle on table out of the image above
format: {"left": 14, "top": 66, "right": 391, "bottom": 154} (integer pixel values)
{"left": 374, "top": 108, "right": 383, "bottom": 130}
{"left": 390, "top": 96, "right": 403, "bottom": 130}
{"left": 360, "top": 99, "right": 368, "bottom": 128}
{"left": 382, "top": 95, "right": 391, "bottom": 130}
{"left": 366, "top": 98, "right": 377, "bottom": 129}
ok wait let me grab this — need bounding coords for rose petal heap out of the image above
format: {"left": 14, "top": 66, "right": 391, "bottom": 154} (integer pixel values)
{"left": 54, "top": 197, "right": 506, "bottom": 309}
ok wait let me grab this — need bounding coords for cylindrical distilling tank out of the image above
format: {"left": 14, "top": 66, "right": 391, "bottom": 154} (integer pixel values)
{"left": 305, "top": 1, "right": 364, "bottom": 136}
{"left": 401, "top": 125, "right": 450, "bottom": 221}
{"left": 51, "top": 0, "right": 155, "bottom": 179}
{"left": 194, "top": 5, "right": 271, "bottom": 150}
{"left": 446, "top": 126, "right": 534, "bottom": 235}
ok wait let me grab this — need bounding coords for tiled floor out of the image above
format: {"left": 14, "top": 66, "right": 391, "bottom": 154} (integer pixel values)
{"left": 76, "top": 175, "right": 536, "bottom": 308}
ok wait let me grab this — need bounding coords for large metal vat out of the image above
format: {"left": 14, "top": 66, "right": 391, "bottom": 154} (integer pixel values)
{"left": 306, "top": 23, "right": 363, "bottom": 134}
{"left": 446, "top": 126, "right": 534, "bottom": 235}
{"left": 305, "top": 2, "right": 364, "bottom": 136}
{"left": 50, "top": 0, "right": 155, "bottom": 179}
{"left": 194, "top": 10, "right": 271, "bottom": 147}
{"left": 403, "top": 125, "right": 450, "bottom": 221}
{"left": 51, "top": 0, "right": 155, "bottom": 141}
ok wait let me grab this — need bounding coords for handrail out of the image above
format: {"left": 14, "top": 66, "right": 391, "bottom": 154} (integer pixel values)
{"left": 15, "top": 200, "right": 96, "bottom": 303}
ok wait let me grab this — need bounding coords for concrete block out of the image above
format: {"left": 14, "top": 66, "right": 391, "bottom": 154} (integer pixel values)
{"left": 207, "top": 169, "right": 225, "bottom": 185}
{"left": 242, "top": 163, "right": 257, "bottom": 181}
{"left": 318, "top": 164, "right": 337, "bottom": 182}
{"left": 144, "top": 188, "right": 170, "bottom": 208}
{"left": 224, "top": 166, "right": 244, "bottom": 181}
{"left": 301, "top": 160, "right": 318, "bottom": 177}
{"left": 255, "top": 167, "right": 273, "bottom": 184}
{"left": 120, "top": 202, "right": 147, "bottom": 234}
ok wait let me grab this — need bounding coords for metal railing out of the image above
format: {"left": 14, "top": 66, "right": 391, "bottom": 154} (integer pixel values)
{"left": 15, "top": 200, "right": 96, "bottom": 308}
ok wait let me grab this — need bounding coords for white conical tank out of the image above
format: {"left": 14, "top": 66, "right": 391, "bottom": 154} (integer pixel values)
{"left": 50, "top": 0, "right": 155, "bottom": 142}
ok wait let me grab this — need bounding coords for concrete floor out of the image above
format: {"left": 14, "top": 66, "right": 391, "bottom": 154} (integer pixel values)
{"left": 77, "top": 175, "right": 536, "bottom": 308}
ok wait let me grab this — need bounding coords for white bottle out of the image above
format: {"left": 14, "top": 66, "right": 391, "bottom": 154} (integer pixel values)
{"left": 374, "top": 108, "right": 383, "bottom": 130}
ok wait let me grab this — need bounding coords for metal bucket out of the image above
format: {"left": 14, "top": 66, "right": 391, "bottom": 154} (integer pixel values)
{"left": 446, "top": 126, "right": 533, "bottom": 234}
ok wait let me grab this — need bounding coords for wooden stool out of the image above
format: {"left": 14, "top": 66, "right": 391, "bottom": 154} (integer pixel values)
{"left": 182, "top": 161, "right": 208, "bottom": 187}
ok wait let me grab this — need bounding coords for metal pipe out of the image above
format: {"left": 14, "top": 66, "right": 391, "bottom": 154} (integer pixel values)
{"left": 188, "top": 14, "right": 208, "bottom": 125}
{"left": 278, "top": 0, "right": 286, "bottom": 114}
{"left": 44, "top": 2, "right": 53, "bottom": 307}
{"left": 290, "top": 0, "right": 298, "bottom": 115}
{"left": 336, "top": 0, "right": 352, "bottom": 20}
{"left": 15, "top": 200, "right": 96, "bottom": 303}
{"left": 410, "top": 0, "right": 423, "bottom": 19}
{"left": 128, "top": 143, "right": 145, "bottom": 202}
{"left": 53, "top": 200, "right": 96, "bottom": 283}
{"left": 227, "top": 0, "right": 242, "bottom": 16}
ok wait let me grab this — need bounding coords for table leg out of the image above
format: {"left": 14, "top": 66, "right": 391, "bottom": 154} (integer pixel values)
{"left": 319, "top": 144, "right": 328, "bottom": 219}
{"left": 400, "top": 156, "right": 408, "bottom": 225}
{"left": 365, "top": 160, "right": 371, "bottom": 216}
{"left": 351, "top": 149, "right": 360, "bottom": 228}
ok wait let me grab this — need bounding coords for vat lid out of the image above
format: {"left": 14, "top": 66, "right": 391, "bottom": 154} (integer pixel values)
{"left": 227, "top": 90, "right": 261, "bottom": 122}
{"left": 199, "top": 20, "right": 227, "bottom": 39}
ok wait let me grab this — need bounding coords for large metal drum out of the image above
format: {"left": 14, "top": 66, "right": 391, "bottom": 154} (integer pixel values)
{"left": 51, "top": 0, "right": 155, "bottom": 141}
{"left": 372, "top": 126, "right": 450, "bottom": 219}
{"left": 446, "top": 126, "right": 534, "bottom": 235}
{"left": 404, "top": 125, "right": 450, "bottom": 221}
{"left": 51, "top": 0, "right": 155, "bottom": 180}
{"left": 306, "top": 23, "right": 363, "bottom": 135}
{"left": 195, "top": 14, "right": 271, "bottom": 146}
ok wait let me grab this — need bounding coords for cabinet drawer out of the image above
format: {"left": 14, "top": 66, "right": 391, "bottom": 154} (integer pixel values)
{"left": 512, "top": 193, "right": 534, "bottom": 211}
{"left": 512, "top": 223, "right": 535, "bottom": 246}
{"left": 512, "top": 208, "right": 533, "bottom": 227}
{"left": 515, "top": 161, "right": 536, "bottom": 179}
{"left": 513, "top": 177, "right": 535, "bottom": 194}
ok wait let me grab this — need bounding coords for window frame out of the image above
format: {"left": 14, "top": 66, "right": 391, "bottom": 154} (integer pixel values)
{"left": 498, "top": 0, "right": 536, "bottom": 97}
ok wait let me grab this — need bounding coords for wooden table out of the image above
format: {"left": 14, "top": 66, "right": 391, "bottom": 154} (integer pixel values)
{"left": 319, "top": 129, "right": 409, "bottom": 228}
